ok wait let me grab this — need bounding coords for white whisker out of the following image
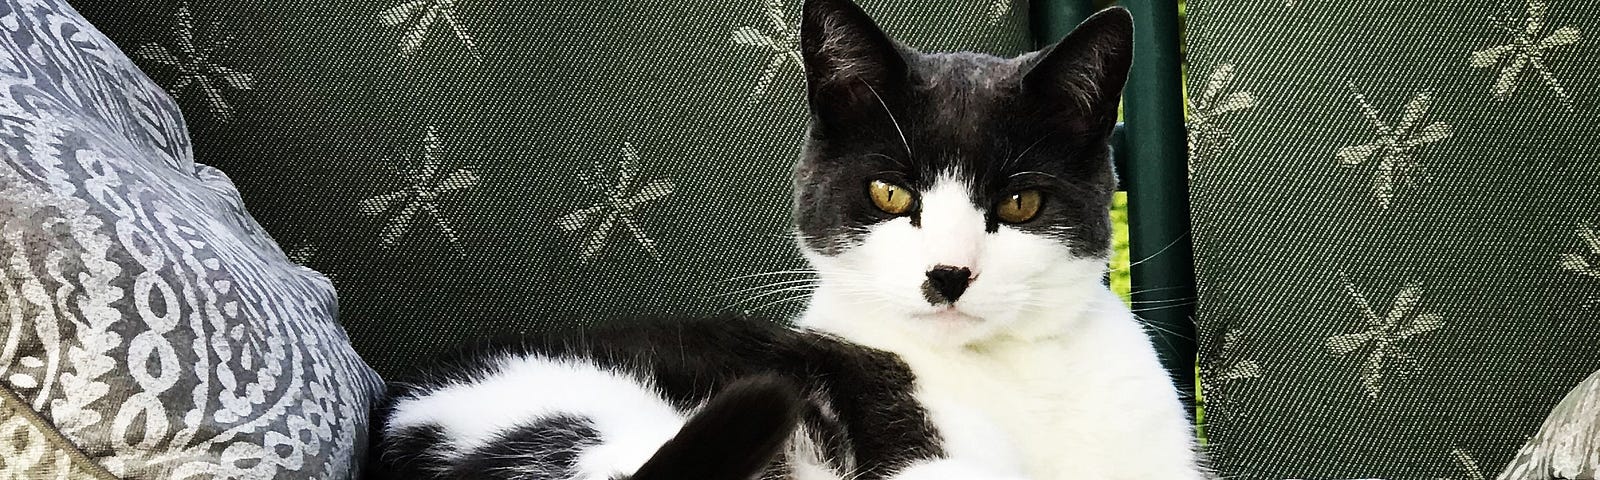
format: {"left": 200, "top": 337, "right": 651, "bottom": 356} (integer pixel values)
{"left": 1007, "top": 170, "right": 1060, "bottom": 181}
{"left": 723, "top": 284, "right": 821, "bottom": 311}
{"left": 712, "top": 278, "right": 823, "bottom": 298}
{"left": 864, "top": 82, "right": 913, "bottom": 161}
{"left": 743, "top": 292, "right": 816, "bottom": 314}
{"left": 1118, "top": 233, "right": 1192, "bottom": 271}
{"left": 717, "top": 269, "right": 820, "bottom": 283}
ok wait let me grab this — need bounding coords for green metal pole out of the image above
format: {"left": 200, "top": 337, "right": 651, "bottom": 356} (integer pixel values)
{"left": 1031, "top": 0, "right": 1098, "bottom": 47}
{"left": 1119, "top": 0, "right": 1197, "bottom": 413}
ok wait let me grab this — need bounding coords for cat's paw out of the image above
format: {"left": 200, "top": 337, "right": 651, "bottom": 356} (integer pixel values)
{"left": 888, "top": 458, "right": 1030, "bottom": 480}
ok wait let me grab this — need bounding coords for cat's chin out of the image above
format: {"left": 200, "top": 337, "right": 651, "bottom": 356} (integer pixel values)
{"left": 908, "top": 308, "right": 1008, "bottom": 346}
{"left": 891, "top": 304, "right": 1032, "bottom": 347}
{"left": 800, "top": 295, "right": 1004, "bottom": 348}
{"left": 912, "top": 307, "right": 984, "bottom": 325}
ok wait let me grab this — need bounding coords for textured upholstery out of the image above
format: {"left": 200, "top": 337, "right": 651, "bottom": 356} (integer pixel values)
{"left": 71, "top": 0, "right": 1034, "bottom": 376}
{"left": 1186, "top": 1, "right": 1600, "bottom": 478}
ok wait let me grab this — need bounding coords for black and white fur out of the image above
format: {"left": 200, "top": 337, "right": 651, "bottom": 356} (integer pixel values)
{"left": 371, "top": 1, "right": 1204, "bottom": 479}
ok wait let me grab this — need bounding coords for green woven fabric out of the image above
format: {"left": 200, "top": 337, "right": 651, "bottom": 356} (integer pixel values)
{"left": 72, "top": 0, "right": 1032, "bottom": 376}
{"left": 1186, "top": 1, "right": 1600, "bottom": 478}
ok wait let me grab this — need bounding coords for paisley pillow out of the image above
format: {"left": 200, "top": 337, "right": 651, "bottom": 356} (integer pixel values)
{"left": 0, "top": 0, "right": 383, "bottom": 478}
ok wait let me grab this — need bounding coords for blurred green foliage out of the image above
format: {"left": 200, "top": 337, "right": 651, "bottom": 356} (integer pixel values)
{"left": 1110, "top": 192, "right": 1132, "bottom": 301}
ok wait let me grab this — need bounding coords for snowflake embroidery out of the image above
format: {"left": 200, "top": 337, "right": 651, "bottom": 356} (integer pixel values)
{"left": 555, "top": 142, "right": 675, "bottom": 264}
{"left": 1202, "top": 328, "right": 1262, "bottom": 406}
{"left": 1469, "top": 0, "right": 1582, "bottom": 110}
{"left": 358, "top": 126, "right": 480, "bottom": 250}
{"left": 287, "top": 244, "right": 337, "bottom": 285}
{"left": 731, "top": 0, "right": 803, "bottom": 103}
{"left": 133, "top": 4, "right": 254, "bottom": 123}
{"left": 1326, "top": 274, "right": 1446, "bottom": 398}
{"left": 379, "top": 0, "right": 481, "bottom": 60}
{"left": 986, "top": 0, "right": 1013, "bottom": 25}
{"left": 1559, "top": 222, "right": 1600, "bottom": 279}
{"left": 1443, "top": 446, "right": 1487, "bottom": 480}
{"left": 287, "top": 244, "right": 316, "bottom": 267}
{"left": 1186, "top": 64, "right": 1255, "bottom": 177}
{"left": 1336, "top": 87, "right": 1453, "bottom": 210}
{"left": 1559, "top": 222, "right": 1600, "bottom": 307}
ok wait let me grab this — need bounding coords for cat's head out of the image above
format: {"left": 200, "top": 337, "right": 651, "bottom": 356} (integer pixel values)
{"left": 793, "top": 0, "right": 1132, "bottom": 344}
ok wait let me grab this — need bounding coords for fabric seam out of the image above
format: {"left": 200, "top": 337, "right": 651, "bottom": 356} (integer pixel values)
{"left": 0, "top": 384, "right": 119, "bottom": 480}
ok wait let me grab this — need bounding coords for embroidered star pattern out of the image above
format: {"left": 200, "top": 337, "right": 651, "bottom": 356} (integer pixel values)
{"left": 555, "top": 142, "right": 676, "bottom": 264}
{"left": 133, "top": 4, "right": 254, "bottom": 122}
{"left": 1469, "top": 0, "right": 1582, "bottom": 109}
{"left": 1326, "top": 273, "right": 1446, "bottom": 398}
{"left": 1186, "top": 64, "right": 1255, "bottom": 177}
{"left": 1336, "top": 86, "right": 1453, "bottom": 210}
{"left": 1203, "top": 328, "right": 1262, "bottom": 406}
{"left": 287, "top": 244, "right": 339, "bottom": 285}
{"left": 1559, "top": 221, "right": 1600, "bottom": 307}
{"left": 731, "top": 0, "right": 804, "bottom": 103}
{"left": 379, "top": 0, "right": 482, "bottom": 60}
{"left": 358, "top": 126, "right": 480, "bottom": 251}
{"left": 1558, "top": 222, "right": 1600, "bottom": 279}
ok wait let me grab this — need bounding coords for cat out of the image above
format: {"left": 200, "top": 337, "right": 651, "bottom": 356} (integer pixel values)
{"left": 368, "top": 0, "right": 1205, "bottom": 479}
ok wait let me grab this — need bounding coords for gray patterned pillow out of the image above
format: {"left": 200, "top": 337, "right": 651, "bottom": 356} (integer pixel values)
{"left": 0, "top": 0, "right": 383, "bottom": 478}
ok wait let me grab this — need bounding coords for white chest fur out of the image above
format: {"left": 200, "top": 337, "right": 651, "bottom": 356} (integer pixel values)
{"left": 801, "top": 289, "right": 1205, "bottom": 480}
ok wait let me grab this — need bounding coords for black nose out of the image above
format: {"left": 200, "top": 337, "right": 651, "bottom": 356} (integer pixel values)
{"left": 923, "top": 265, "right": 973, "bottom": 304}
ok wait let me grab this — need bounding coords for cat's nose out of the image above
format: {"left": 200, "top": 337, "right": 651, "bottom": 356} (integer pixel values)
{"left": 923, "top": 265, "right": 974, "bottom": 304}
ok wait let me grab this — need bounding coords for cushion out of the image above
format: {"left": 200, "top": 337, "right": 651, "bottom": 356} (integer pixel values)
{"left": 1186, "top": 0, "right": 1600, "bottom": 478}
{"left": 1, "top": 388, "right": 112, "bottom": 479}
{"left": 70, "top": 0, "right": 1036, "bottom": 376}
{"left": 0, "top": 0, "right": 384, "bottom": 477}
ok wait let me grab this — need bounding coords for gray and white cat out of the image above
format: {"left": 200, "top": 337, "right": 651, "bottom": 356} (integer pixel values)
{"left": 371, "top": 1, "right": 1204, "bottom": 479}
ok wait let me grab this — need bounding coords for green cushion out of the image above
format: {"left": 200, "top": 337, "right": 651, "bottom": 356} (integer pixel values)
{"left": 73, "top": 0, "right": 1032, "bottom": 376}
{"left": 1186, "top": 0, "right": 1600, "bottom": 478}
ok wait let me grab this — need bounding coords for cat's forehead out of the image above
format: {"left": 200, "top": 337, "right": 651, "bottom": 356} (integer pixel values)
{"left": 908, "top": 51, "right": 1029, "bottom": 92}
{"left": 895, "top": 52, "right": 1049, "bottom": 158}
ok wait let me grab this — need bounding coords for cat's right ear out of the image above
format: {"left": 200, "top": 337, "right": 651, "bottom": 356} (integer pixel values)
{"left": 1021, "top": 7, "right": 1134, "bottom": 140}
{"left": 800, "top": 0, "right": 906, "bottom": 120}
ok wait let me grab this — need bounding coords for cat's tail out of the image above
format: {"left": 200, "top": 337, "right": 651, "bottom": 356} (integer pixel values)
{"left": 627, "top": 374, "right": 806, "bottom": 480}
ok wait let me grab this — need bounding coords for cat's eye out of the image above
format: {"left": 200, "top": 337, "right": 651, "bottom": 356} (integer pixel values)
{"left": 996, "top": 190, "right": 1043, "bottom": 223}
{"left": 868, "top": 180, "right": 915, "bottom": 215}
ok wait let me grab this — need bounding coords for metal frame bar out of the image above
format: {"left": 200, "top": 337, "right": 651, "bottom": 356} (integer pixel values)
{"left": 1120, "top": 0, "right": 1196, "bottom": 412}
{"left": 1034, "top": 0, "right": 1198, "bottom": 412}
{"left": 1031, "top": 0, "right": 1097, "bottom": 48}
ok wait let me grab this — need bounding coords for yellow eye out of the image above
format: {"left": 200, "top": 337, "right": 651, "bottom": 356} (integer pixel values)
{"left": 996, "top": 190, "right": 1043, "bottom": 223}
{"left": 868, "top": 180, "right": 915, "bottom": 215}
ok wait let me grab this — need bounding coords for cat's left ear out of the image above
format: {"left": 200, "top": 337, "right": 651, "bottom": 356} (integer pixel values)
{"left": 1022, "top": 7, "right": 1134, "bottom": 138}
{"left": 800, "top": 0, "right": 907, "bottom": 122}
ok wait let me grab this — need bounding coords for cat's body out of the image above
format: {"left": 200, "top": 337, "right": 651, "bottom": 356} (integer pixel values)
{"left": 371, "top": 0, "right": 1204, "bottom": 478}
{"left": 372, "top": 317, "right": 944, "bottom": 480}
